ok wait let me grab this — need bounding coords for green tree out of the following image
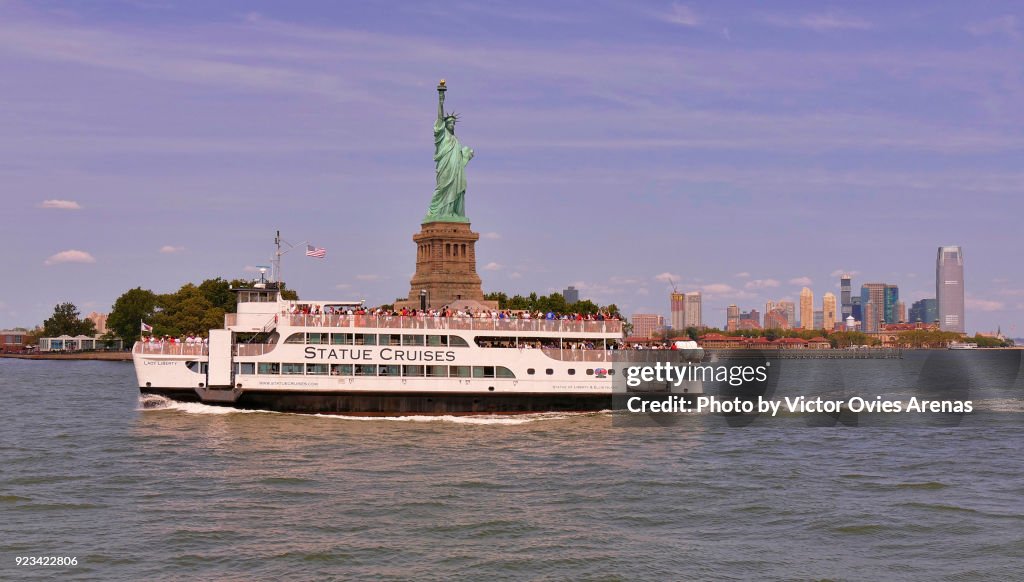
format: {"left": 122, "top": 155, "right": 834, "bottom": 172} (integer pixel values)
{"left": 42, "top": 302, "right": 97, "bottom": 337}
{"left": 152, "top": 283, "right": 225, "bottom": 337}
{"left": 199, "top": 278, "right": 236, "bottom": 314}
{"left": 107, "top": 287, "right": 158, "bottom": 344}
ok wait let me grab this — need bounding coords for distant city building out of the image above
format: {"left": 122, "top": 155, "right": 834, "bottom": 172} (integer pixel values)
{"left": 851, "top": 296, "right": 862, "bottom": 322}
{"left": 562, "top": 286, "right": 579, "bottom": 304}
{"left": 684, "top": 292, "right": 702, "bottom": 328}
{"left": 726, "top": 304, "right": 740, "bottom": 332}
{"left": 813, "top": 310, "right": 824, "bottom": 331}
{"left": 895, "top": 301, "right": 906, "bottom": 324}
{"left": 937, "top": 245, "right": 965, "bottom": 333}
{"left": 909, "top": 298, "right": 938, "bottom": 324}
{"left": 822, "top": 292, "right": 837, "bottom": 331}
{"left": 860, "top": 283, "right": 899, "bottom": 332}
{"left": 87, "top": 312, "right": 108, "bottom": 335}
{"left": 739, "top": 309, "right": 761, "bottom": 330}
{"left": 782, "top": 303, "right": 798, "bottom": 329}
{"left": 764, "top": 308, "right": 789, "bottom": 330}
{"left": 631, "top": 314, "right": 664, "bottom": 339}
{"left": 840, "top": 274, "right": 853, "bottom": 319}
{"left": 799, "top": 287, "right": 814, "bottom": 329}
{"left": 845, "top": 315, "right": 858, "bottom": 331}
{"left": 670, "top": 292, "right": 685, "bottom": 332}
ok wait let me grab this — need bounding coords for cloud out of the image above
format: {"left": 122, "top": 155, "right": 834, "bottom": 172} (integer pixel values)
{"left": 509, "top": 272, "right": 522, "bottom": 280}
{"left": 334, "top": 283, "right": 352, "bottom": 289}
{"left": 762, "top": 12, "right": 872, "bottom": 31}
{"left": 482, "top": 232, "right": 501, "bottom": 240}
{"left": 967, "top": 298, "right": 1005, "bottom": 312}
{"left": 662, "top": 3, "right": 699, "bottom": 27}
{"left": 355, "top": 274, "right": 381, "bottom": 281}
{"left": 830, "top": 269, "right": 859, "bottom": 278}
{"left": 483, "top": 262, "right": 502, "bottom": 271}
{"left": 44, "top": 249, "right": 95, "bottom": 265}
{"left": 789, "top": 276, "right": 813, "bottom": 286}
{"left": 654, "top": 272, "right": 681, "bottom": 284}
{"left": 159, "top": 245, "right": 184, "bottom": 254}
{"left": 967, "top": 15, "right": 1020, "bottom": 39}
{"left": 734, "top": 272, "right": 751, "bottom": 278}
{"left": 745, "top": 278, "right": 780, "bottom": 290}
{"left": 39, "top": 199, "right": 81, "bottom": 210}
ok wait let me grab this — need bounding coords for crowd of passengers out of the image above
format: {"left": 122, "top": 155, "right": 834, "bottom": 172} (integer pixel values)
{"left": 284, "top": 304, "right": 620, "bottom": 321}
{"left": 139, "top": 335, "right": 208, "bottom": 350}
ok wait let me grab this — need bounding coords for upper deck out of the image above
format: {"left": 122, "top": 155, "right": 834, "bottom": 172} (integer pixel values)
{"left": 225, "top": 313, "right": 623, "bottom": 336}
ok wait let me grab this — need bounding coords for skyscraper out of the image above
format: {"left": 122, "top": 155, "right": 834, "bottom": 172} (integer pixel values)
{"left": 909, "top": 298, "right": 938, "bottom": 324}
{"left": 562, "top": 285, "right": 579, "bottom": 304}
{"left": 684, "top": 292, "right": 702, "bottom": 328}
{"left": 860, "top": 283, "right": 899, "bottom": 331}
{"left": 800, "top": 287, "right": 814, "bottom": 329}
{"left": 780, "top": 301, "right": 796, "bottom": 329}
{"left": 670, "top": 292, "right": 685, "bottom": 332}
{"left": 896, "top": 301, "right": 906, "bottom": 324}
{"left": 822, "top": 292, "right": 837, "bottom": 331}
{"left": 726, "top": 304, "right": 740, "bottom": 332}
{"left": 937, "top": 246, "right": 965, "bottom": 333}
{"left": 840, "top": 274, "right": 852, "bottom": 319}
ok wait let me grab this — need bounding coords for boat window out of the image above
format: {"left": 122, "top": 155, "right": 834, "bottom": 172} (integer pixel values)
{"left": 331, "top": 333, "right": 354, "bottom": 345}
{"left": 449, "top": 335, "right": 470, "bottom": 347}
{"left": 282, "top": 363, "right": 304, "bottom": 375}
{"left": 426, "top": 365, "right": 448, "bottom": 377}
{"left": 306, "top": 363, "right": 328, "bottom": 375}
{"left": 546, "top": 369, "right": 554, "bottom": 375}
{"left": 473, "top": 366, "right": 496, "bottom": 378}
{"left": 237, "top": 362, "right": 255, "bottom": 375}
{"left": 474, "top": 336, "right": 515, "bottom": 348}
{"left": 285, "top": 333, "right": 305, "bottom": 344}
{"left": 402, "top": 365, "right": 425, "bottom": 377}
{"left": 496, "top": 367, "right": 515, "bottom": 379}
{"left": 567, "top": 369, "right": 576, "bottom": 375}
{"left": 450, "top": 366, "right": 471, "bottom": 378}
{"left": 586, "top": 369, "right": 594, "bottom": 375}
{"left": 402, "top": 335, "right": 425, "bottom": 346}
{"left": 379, "top": 334, "right": 401, "bottom": 346}
{"left": 355, "top": 333, "right": 377, "bottom": 346}
{"left": 517, "top": 337, "right": 544, "bottom": 349}
{"left": 426, "top": 335, "right": 448, "bottom": 347}
{"left": 258, "top": 362, "right": 280, "bottom": 375}
{"left": 186, "top": 361, "right": 208, "bottom": 373}
{"left": 607, "top": 369, "right": 615, "bottom": 375}
{"left": 307, "top": 333, "right": 328, "bottom": 345}
{"left": 355, "top": 364, "right": 377, "bottom": 376}
{"left": 379, "top": 365, "right": 400, "bottom": 377}
{"left": 527, "top": 368, "right": 535, "bottom": 375}
{"left": 330, "top": 364, "right": 353, "bottom": 376}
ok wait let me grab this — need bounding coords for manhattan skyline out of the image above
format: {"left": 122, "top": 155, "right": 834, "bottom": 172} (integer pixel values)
{"left": 1, "top": 1, "right": 1021, "bottom": 335}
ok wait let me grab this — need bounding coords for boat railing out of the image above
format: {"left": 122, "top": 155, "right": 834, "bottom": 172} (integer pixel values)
{"left": 133, "top": 343, "right": 209, "bottom": 356}
{"left": 281, "top": 315, "right": 622, "bottom": 334}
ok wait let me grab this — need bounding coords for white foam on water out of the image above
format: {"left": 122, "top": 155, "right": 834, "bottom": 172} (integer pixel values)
{"left": 137, "top": 394, "right": 270, "bottom": 415}
{"left": 311, "top": 411, "right": 610, "bottom": 425}
{"left": 970, "top": 398, "right": 1024, "bottom": 413}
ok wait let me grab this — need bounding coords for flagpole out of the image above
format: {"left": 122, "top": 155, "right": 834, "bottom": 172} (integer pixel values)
{"left": 269, "top": 230, "right": 310, "bottom": 284}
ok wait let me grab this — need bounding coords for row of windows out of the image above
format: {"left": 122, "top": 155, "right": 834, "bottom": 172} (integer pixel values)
{"left": 524, "top": 368, "right": 615, "bottom": 376}
{"left": 237, "top": 362, "right": 515, "bottom": 379}
{"left": 285, "top": 333, "right": 469, "bottom": 347}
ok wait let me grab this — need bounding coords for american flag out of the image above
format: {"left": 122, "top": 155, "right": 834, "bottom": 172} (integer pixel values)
{"left": 306, "top": 244, "right": 326, "bottom": 258}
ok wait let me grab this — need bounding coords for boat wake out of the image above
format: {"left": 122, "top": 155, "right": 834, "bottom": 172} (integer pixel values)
{"left": 311, "top": 411, "right": 609, "bottom": 425}
{"left": 137, "top": 394, "right": 271, "bottom": 415}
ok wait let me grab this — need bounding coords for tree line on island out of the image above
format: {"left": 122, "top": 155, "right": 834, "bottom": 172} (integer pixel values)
{"left": 656, "top": 326, "right": 1011, "bottom": 348}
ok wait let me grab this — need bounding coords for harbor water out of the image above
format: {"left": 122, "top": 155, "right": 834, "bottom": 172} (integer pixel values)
{"left": 1, "top": 357, "right": 1022, "bottom": 580}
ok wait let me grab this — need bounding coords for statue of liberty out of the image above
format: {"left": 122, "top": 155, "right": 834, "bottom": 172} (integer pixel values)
{"left": 424, "top": 79, "right": 474, "bottom": 223}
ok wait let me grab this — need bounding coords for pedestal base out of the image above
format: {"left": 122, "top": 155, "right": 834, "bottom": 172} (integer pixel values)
{"left": 396, "top": 221, "right": 497, "bottom": 311}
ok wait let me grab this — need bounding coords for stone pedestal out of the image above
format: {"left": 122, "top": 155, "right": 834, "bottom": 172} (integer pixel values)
{"left": 396, "top": 222, "right": 498, "bottom": 311}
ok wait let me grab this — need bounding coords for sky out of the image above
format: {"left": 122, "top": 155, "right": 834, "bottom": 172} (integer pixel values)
{"left": 1, "top": 0, "right": 1022, "bottom": 335}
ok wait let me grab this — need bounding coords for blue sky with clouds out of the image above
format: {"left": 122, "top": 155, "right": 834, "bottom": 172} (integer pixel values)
{"left": 2, "top": 0, "right": 1021, "bottom": 334}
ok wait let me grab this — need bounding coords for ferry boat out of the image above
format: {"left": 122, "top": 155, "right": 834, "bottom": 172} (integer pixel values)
{"left": 132, "top": 282, "right": 704, "bottom": 415}
{"left": 947, "top": 341, "right": 979, "bottom": 350}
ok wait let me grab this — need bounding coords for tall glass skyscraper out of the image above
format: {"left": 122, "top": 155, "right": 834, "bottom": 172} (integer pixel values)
{"left": 936, "top": 246, "right": 965, "bottom": 332}
{"left": 840, "top": 275, "right": 852, "bottom": 319}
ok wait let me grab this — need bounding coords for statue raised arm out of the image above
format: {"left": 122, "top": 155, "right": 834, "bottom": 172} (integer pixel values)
{"left": 424, "top": 79, "right": 473, "bottom": 224}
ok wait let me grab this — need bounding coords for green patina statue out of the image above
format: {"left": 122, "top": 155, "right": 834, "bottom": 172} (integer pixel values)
{"left": 424, "top": 79, "right": 474, "bottom": 223}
